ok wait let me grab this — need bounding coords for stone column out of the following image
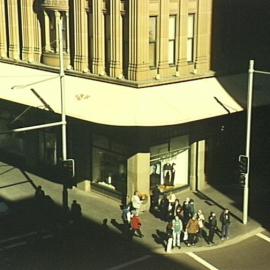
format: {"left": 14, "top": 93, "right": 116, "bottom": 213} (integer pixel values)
{"left": 176, "top": 0, "right": 189, "bottom": 77}
{"left": 73, "top": 0, "right": 88, "bottom": 72}
{"left": 128, "top": 0, "right": 149, "bottom": 81}
{"left": 109, "top": 0, "right": 122, "bottom": 78}
{"left": 195, "top": 0, "right": 212, "bottom": 74}
{"left": 127, "top": 153, "right": 150, "bottom": 211}
{"left": 92, "top": 0, "right": 105, "bottom": 75}
{"left": 157, "top": 0, "right": 169, "bottom": 78}
{"left": 0, "top": 0, "right": 7, "bottom": 58}
{"left": 21, "top": 0, "right": 35, "bottom": 63}
{"left": 7, "top": 0, "right": 20, "bottom": 60}
{"left": 190, "top": 140, "right": 206, "bottom": 191}
{"left": 190, "top": 141, "right": 197, "bottom": 191}
{"left": 33, "top": 11, "right": 41, "bottom": 62}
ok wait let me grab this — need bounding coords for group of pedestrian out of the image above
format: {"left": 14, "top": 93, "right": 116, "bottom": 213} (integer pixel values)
{"left": 164, "top": 196, "right": 202, "bottom": 251}
{"left": 121, "top": 189, "right": 231, "bottom": 250}
{"left": 150, "top": 187, "right": 232, "bottom": 250}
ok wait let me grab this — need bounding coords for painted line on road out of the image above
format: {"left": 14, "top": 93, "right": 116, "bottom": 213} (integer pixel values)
{"left": 0, "top": 231, "right": 36, "bottom": 244}
{"left": 0, "top": 233, "right": 53, "bottom": 251}
{"left": 0, "top": 231, "right": 53, "bottom": 244}
{"left": 257, "top": 232, "right": 270, "bottom": 243}
{"left": 42, "top": 234, "right": 53, "bottom": 239}
{"left": 107, "top": 255, "right": 151, "bottom": 270}
{"left": 4, "top": 241, "right": 28, "bottom": 250}
{"left": 186, "top": 252, "right": 219, "bottom": 270}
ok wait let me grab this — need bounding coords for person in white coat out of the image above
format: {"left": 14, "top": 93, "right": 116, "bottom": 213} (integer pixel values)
{"left": 131, "top": 191, "right": 142, "bottom": 215}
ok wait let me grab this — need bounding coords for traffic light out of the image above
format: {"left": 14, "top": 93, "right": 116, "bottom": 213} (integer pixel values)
{"left": 62, "top": 159, "right": 75, "bottom": 178}
{"left": 239, "top": 173, "right": 246, "bottom": 188}
{"left": 238, "top": 155, "right": 248, "bottom": 174}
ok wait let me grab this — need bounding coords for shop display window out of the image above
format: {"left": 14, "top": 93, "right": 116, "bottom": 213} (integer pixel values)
{"left": 150, "top": 135, "right": 189, "bottom": 192}
{"left": 92, "top": 134, "right": 128, "bottom": 194}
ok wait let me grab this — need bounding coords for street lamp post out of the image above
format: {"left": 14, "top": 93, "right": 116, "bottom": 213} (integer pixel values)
{"left": 8, "top": 18, "right": 67, "bottom": 162}
{"left": 58, "top": 18, "right": 67, "bottom": 162}
{"left": 5, "top": 17, "right": 71, "bottom": 211}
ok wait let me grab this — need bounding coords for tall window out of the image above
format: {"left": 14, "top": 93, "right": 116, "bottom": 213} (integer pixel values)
{"left": 48, "top": 12, "right": 56, "bottom": 52}
{"left": 104, "top": 13, "right": 111, "bottom": 74}
{"left": 149, "top": 16, "right": 157, "bottom": 68}
{"left": 187, "top": 13, "right": 195, "bottom": 62}
{"left": 61, "top": 12, "right": 68, "bottom": 53}
{"left": 169, "top": 15, "right": 176, "bottom": 65}
{"left": 122, "top": 13, "right": 129, "bottom": 78}
{"left": 87, "top": 10, "right": 93, "bottom": 72}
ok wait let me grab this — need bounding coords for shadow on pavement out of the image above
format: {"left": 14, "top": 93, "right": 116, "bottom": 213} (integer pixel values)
{"left": 194, "top": 190, "right": 243, "bottom": 223}
{"left": 0, "top": 162, "right": 198, "bottom": 270}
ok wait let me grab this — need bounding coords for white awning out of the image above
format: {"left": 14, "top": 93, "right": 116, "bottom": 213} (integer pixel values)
{"left": 0, "top": 62, "right": 243, "bottom": 126}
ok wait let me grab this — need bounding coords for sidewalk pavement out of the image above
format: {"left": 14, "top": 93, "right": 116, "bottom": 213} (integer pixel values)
{"left": 0, "top": 161, "right": 264, "bottom": 254}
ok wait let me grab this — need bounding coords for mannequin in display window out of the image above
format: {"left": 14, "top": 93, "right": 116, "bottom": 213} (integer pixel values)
{"left": 170, "top": 163, "right": 176, "bottom": 186}
{"left": 150, "top": 164, "right": 161, "bottom": 188}
{"left": 163, "top": 162, "right": 172, "bottom": 186}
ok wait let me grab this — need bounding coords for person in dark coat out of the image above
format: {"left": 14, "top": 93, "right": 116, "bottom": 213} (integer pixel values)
{"left": 182, "top": 198, "right": 191, "bottom": 228}
{"left": 151, "top": 185, "right": 161, "bottom": 213}
{"left": 160, "top": 194, "right": 169, "bottom": 221}
{"left": 166, "top": 221, "right": 173, "bottom": 252}
{"left": 208, "top": 212, "right": 217, "bottom": 244}
{"left": 220, "top": 208, "right": 231, "bottom": 240}
{"left": 189, "top": 199, "right": 196, "bottom": 219}
{"left": 173, "top": 199, "right": 182, "bottom": 219}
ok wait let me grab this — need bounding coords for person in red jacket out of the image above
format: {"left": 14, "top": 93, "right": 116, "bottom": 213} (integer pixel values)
{"left": 131, "top": 212, "right": 144, "bottom": 238}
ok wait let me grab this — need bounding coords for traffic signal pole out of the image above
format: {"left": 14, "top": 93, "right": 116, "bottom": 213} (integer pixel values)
{"left": 243, "top": 60, "right": 254, "bottom": 224}
{"left": 243, "top": 61, "right": 270, "bottom": 224}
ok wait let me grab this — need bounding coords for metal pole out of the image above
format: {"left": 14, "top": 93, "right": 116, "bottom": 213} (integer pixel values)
{"left": 58, "top": 17, "right": 69, "bottom": 213}
{"left": 11, "top": 75, "right": 59, "bottom": 90}
{"left": 243, "top": 59, "right": 254, "bottom": 224}
{"left": 58, "top": 17, "right": 67, "bottom": 161}
{"left": 0, "top": 121, "right": 64, "bottom": 134}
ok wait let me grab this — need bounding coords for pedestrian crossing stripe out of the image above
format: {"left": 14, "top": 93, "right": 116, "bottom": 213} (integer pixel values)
{"left": 256, "top": 232, "right": 270, "bottom": 243}
{"left": 0, "top": 232, "right": 53, "bottom": 251}
{"left": 186, "top": 252, "right": 219, "bottom": 270}
{"left": 107, "top": 255, "right": 151, "bottom": 270}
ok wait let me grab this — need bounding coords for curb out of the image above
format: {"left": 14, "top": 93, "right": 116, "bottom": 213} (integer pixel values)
{"left": 151, "top": 226, "right": 265, "bottom": 255}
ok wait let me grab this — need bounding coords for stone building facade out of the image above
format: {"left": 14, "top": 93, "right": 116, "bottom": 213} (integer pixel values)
{"left": 2, "top": 0, "right": 267, "bottom": 202}
{"left": 0, "top": 0, "right": 213, "bottom": 85}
